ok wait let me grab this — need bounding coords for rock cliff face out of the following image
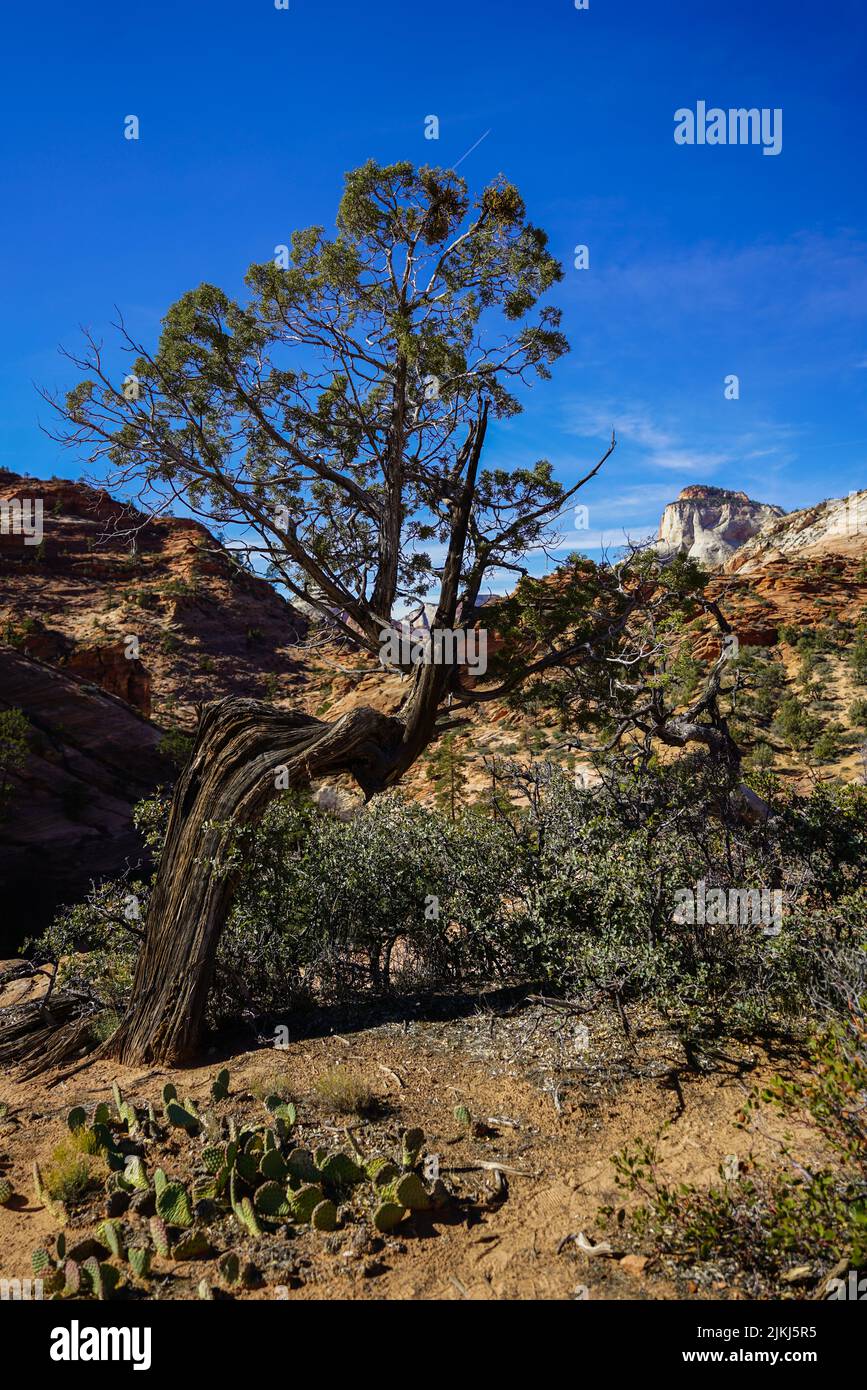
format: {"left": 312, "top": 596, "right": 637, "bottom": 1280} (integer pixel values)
{"left": 0, "top": 471, "right": 307, "bottom": 727}
{"left": 0, "top": 470, "right": 308, "bottom": 945}
{"left": 657, "top": 485, "right": 785, "bottom": 568}
{"left": 0, "top": 647, "right": 173, "bottom": 954}
{"left": 725, "top": 488, "right": 867, "bottom": 573}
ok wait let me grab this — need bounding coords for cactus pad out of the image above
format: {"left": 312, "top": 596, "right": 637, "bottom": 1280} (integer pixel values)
{"left": 254, "top": 1181, "right": 292, "bottom": 1218}
{"left": 128, "top": 1246, "right": 152, "bottom": 1278}
{"left": 289, "top": 1183, "right": 325, "bottom": 1223}
{"left": 172, "top": 1230, "right": 214, "bottom": 1260}
{"left": 211, "top": 1068, "right": 230, "bottom": 1101}
{"left": 311, "top": 1198, "right": 339, "bottom": 1231}
{"left": 394, "top": 1173, "right": 433, "bottom": 1210}
{"left": 166, "top": 1101, "right": 199, "bottom": 1134}
{"left": 156, "top": 1181, "right": 193, "bottom": 1228}
{"left": 317, "top": 1151, "right": 365, "bottom": 1187}
{"left": 286, "top": 1147, "right": 319, "bottom": 1183}
{"left": 401, "top": 1127, "right": 425, "bottom": 1167}
{"left": 149, "top": 1216, "right": 170, "bottom": 1257}
{"left": 373, "top": 1201, "right": 406, "bottom": 1232}
{"left": 98, "top": 1219, "right": 125, "bottom": 1260}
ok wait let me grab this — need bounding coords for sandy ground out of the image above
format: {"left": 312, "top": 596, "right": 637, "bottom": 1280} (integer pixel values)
{"left": 0, "top": 995, "right": 822, "bottom": 1301}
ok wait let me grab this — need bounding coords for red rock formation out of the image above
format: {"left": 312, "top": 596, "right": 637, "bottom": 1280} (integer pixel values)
{"left": 0, "top": 471, "right": 307, "bottom": 726}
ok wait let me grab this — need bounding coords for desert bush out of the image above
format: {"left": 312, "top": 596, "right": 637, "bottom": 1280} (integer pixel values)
{"left": 30, "top": 761, "right": 867, "bottom": 1045}
{"left": 213, "top": 790, "right": 523, "bottom": 1019}
{"left": 772, "top": 696, "right": 825, "bottom": 753}
{"left": 490, "top": 759, "right": 867, "bottom": 1039}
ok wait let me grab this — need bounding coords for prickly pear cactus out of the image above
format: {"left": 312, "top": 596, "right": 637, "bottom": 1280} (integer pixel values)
{"left": 290, "top": 1183, "right": 325, "bottom": 1223}
{"left": 253, "top": 1181, "right": 292, "bottom": 1218}
{"left": 118, "top": 1100, "right": 138, "bottom": 1130}
{"left": 366, "top": 1157, "right": 400, "bottom": 1186}
{"left": 265, "top": 1096, "right": 297, "bottom": 1127}
{"left": 172, "top": 1230, "right": 213, "bottom": 1260}
{"left": 156, "top": 1181, "right": 193, "bottom": 1228}
{"left": 201, "top": 1145, "right": 225, "bottom": 1175}
{"left": 311, "top": 1198, "right": 338, "bottom": 1231}
{"left": 317, "top": 1151, "right": 365, "bottom": 1187}
{"left": 31, "top": 1247, "right": 51, "bottom": 1275}
{"left": 98, "top": 1219, "right": 125, "bottom": 1260}
{"left": 286, "top": 1147, "right": 319, "bottom": 1183}
{"left": 166, "top": 1101, "right": 199, "bottom": 1134}
{"left": 63, "top": 1259, "right": 82, "bottom": 1296}
{"left": 66, "top": 1106, "right": 87, "bottom": 1132}
{"left": 123, "top": 1156, "right": 148, "bottom": 1190}
{"left": 373, "top": 1201, "right": 406, "bottom": 1232}
{"left": 128, "top": 1246, "right": 151, "bottom": 1278}
{"left": 236, "top": 1196, "right": 262, "bottom": 1237}
{"left": 90, "top": 1122, "right": 114, "bottom": 1153}
{"left": 0, "top": 1178, "right": 13, "bottom": 1205}
{"left": 211, "top": 1068, "right": 230, "bottom": 1102}
{"left": 192, "top": 1175, "right": 220, "bottom": 1203}
{"left": 149, "top": 1216, "right": 170, "bottom": 1257}
{"left": 162, "top": 1083, "right": 177, "bottom": 1105}
{"left": 401, "top": 1127, "right": 425, "bottom": 1168}
{"left": 82, "top": 1256, "right": 120, "bottom": 1301}
{"left": 393, "top": 1173, "right": 433, "bottom": 1211}
{"left": 259, "top": 1149, "right": 288, "bottom": 1183}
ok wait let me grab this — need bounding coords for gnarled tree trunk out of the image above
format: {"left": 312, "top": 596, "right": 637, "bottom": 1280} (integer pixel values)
{"left": 106, "top": 697, "right": 408, "bottom": 1065}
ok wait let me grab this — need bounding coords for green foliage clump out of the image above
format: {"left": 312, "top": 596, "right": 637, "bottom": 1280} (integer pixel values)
{"left": 0, "top": 707, "right": 30, "bottom": 818}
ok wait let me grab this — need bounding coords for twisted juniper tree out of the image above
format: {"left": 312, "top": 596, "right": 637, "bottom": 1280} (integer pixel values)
{"left": 48, "top": 161, "right": 619, "bottom": 1063}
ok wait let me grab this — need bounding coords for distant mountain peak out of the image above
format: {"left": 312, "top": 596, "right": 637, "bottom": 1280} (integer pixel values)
{"left": 657, "top": 486, "right": 785, "bottom": 568}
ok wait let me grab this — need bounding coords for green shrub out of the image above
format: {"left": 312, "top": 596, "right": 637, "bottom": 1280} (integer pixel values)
{"left": 158, "top": 727, "right": 194, "bottom": 769}
{"left": 29, "top": 764, "right": 867, "bottom": 1048}
{"left": 0, "top": 707, "right": 30, "bottom": 817}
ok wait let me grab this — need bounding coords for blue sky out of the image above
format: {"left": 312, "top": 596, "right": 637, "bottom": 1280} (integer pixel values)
{"left": 2, "top": 0, "right": 866, "bottom": 569}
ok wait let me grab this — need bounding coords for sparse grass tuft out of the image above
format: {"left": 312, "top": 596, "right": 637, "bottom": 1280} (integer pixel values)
{"left": 43, "top": 1135, "right": 101, "bottom": 1204}
{"left": 314, "top": 1067, "right": 378, "bottom": 1117}
{"left": 250, "top": 1069, "right": 294, "bottom": 1103}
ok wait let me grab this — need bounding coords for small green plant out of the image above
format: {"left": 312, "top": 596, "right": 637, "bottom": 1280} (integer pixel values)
{"left": 250, "top": 1069, "right": 294, "bottom": 1102}
{"left": 607, "top": 1004, "right": 867, "bottom": 1294}
{"left": 314, "top": 1068, "right": 378, "bottom": 1117}
{"left": 42, "top": 1137, "right": 101, "bottom": 1205}
{"left": 158, "top": 727, "right": 194, "bottom": 769}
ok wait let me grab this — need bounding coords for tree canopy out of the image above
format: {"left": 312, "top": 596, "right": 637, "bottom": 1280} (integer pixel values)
{"left": 52, "top": 161, "right": 609, "bottom": 669}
